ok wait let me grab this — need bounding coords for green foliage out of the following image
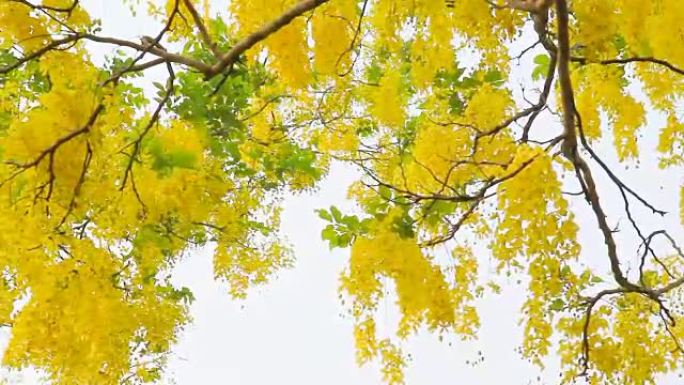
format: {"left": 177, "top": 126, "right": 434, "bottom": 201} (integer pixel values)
{"left": 318, "top": 206, "right": 371, "bottom": 249}
{"left": 532, "top": 54, "right": 550, "bottom": 80}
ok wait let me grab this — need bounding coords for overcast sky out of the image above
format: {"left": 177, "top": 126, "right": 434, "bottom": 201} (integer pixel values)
{"left": 3, "top": 1, "right": 683, "bottom": 384}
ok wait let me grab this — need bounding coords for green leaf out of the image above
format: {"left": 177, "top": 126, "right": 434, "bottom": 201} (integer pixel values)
{"left": 321, "top": 225, "right": 337, "bottom": 249}
{"left": 330, "top": 206, "right": 343, "bottom": 222}
{"left": 341, "top": 214, "right": 360, "bottom": 229}
{"left": 391, "top": 210, "right": 415, "bottom": 239}
{"left": 321, "top": 225, "right": 337, "bottom": 243}
{"left": 147, "top": 138, "right": 198, "bottom": 176}
{"left": 484, "top": 70, "right": 504, "bottom": 85}
{"left": 338, "top": 234, "right": 352, "bottom": 248}
{"left": 532, "top": 54, "right": 551, "bottom": 81}
{"left": 0, "top": 111, "right": 10, "bottom": 133}
{"left": 366, "top": 62, "right": 383, "bottom": 83}
{"left": 459, "top": 75, "right": 481, "bottom": 89}
{"left": 560, "top": 265, "right": 572, "bottom": 277}
{"left": 448, "top": 93, "right": 465, "bottom": 115}
{"left": 613, "top": 35, "right": 627, "bottom": 51}
{"left": 378, "top": 185, "right": 392, "bottom": 200}
{"left": 316, "top": 209, "right": 333, "bottom": 222}
{"left": 549, "top": 299, "right": 565, "bottom": 311}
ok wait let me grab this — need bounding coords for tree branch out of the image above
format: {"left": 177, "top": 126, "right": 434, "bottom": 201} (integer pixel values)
{"left": 572, "top": 56, "right": 684, "bottom": 77}
{"left": 83, "top": 34, "right": 211, "bottom": 73}
{"left": 9, "top": 0, "right": 79, "bottom": 14}
{"left": 182, "top": 0, "right": 221, "bottom": 58}
{"left": 119, "top": 63, "right": 176, "bottom": 195}
{"left": 0, "top": 34, "right": 81, "bottom": 74}
{"left": 205, "top": 0, "right": 330, "bottom": 79}
{"left": 1, "top": 105, "right": 104, "bottom": 203}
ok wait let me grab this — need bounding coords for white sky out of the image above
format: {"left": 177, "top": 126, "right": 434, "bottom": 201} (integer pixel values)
{"left": 3, "top": 1, "right": 683, "bottom": 384}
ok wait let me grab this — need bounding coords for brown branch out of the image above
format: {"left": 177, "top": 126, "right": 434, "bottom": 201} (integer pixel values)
{"left": 655, "top": 276, "right": 684, "bottom": 296}
{"left": 193, "top": 221, "right": 226, "bottom": 232}
{"left": 554, "top": 0, "right": 577, "bottom": 158}
{"left": 1, "top": 105, "right": 104, "bottom": 196}
{"left": 477, "top": 104, "right": 542, "bottom": 138}
{"left": 521, "top": 53, "right": 557, "bottom": 141}
{"left": 2, "top": 1, "right": 199, "bottom": 80}
{"left": 657, "top": 231, "right": 684, "bottom": 260}
{"left": 370, "top": 153, "right": 541, "bottom": 247}
{"left": 503, "top": 0, "right": 555, "bottom": 52}
{"left": 1, "top": 29, "right": 209, "bottom": 80}
{"left": 513, "top": 40, "right": 541, "bottom": 61}
{"left": 554, "top": 0, "right": 640, "bottom": 292}
{"left": 336, "top": 0, "right": 369, "bottom": 77}
{"left": 122, "top": 58, "right": 167, "bottom": 75}
{"left": 571, "top": 56, "right": 684, "bottom": 77}
{"left": 239, "top": 95, "right": 291, "bottom": 122}
{"left": 205, "top": 0, "right": 330, "bottom": 79}
{"left": 422, "top": 199, "right": 481, "bottom": 247}
{"left": 57, "top": 142, "right": 92, "bottom": 229}
{"left": 83, "top": 34, "right": 211, "bottom": 73}
{"left": 579, "top": 288, "right": 624, "bottom": 376}
{"left": 577, "top": 226, "right": 684, "bottom": 375}
{"left": 659, "top": 311, "right": 684, "bottom": 355}
{"left": 639, "top": 237, "right": 673, "bottom": 283}
{"left": 182, "top": 0, "right": 221, "bottom": 58}
{"left": 0, "top": 34, "right": 82, "bottom": 74}
{"left": 128, "top": 170, "right": 147, "bottom": 215}
{"left": 10, "top": 0, "right": 79, "bottom": 34}
{"left": 119, "top": 63, "right": 176, "bottom": 192}
{"left": 573, "top": 159, "right": 638, "bottom": 290}
{"left": 9, "top": 0, "right": 79, "bottom": 13}
{"left": 573, "top": 111, "right": 667, "bottom": 216}
{"left": 106, "top": 0, "right": 182, "bottom": 85}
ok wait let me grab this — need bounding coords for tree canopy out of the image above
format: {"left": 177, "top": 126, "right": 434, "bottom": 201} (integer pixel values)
{"left": 1, "top": 0, "right": 684, "bottom": 384}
